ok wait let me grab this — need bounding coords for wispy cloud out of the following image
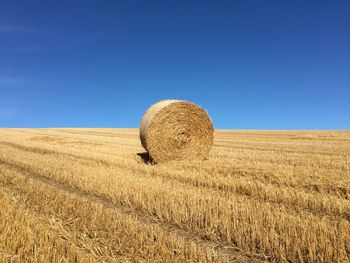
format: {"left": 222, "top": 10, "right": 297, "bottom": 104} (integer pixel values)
{"left": 0, "top": 45, "right": 46, "bottom": 53}
{"left": 0, "top": 107, "right": 18, "bottom": 119}
{"left": 0, "top": 76, "right": 27, "bottom": 86}
{"left": 0, "top": 25, "right": 45, "bottom": 53}
{"left": 0, "top": 75, "right": 52, "bottom": 116}
{"left": 0, "top": 75, "right": 66, "bottom": 87}
{"left": 0, "top": 25, "right": 35, "bottom": 33}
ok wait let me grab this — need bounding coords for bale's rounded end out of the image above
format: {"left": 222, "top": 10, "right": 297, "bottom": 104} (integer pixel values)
{"left": 140, "top": 100, "right": 214, "bottom": 163}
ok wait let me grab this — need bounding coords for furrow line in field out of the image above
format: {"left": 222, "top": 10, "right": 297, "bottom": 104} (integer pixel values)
{"left": 2, "top": 139, "right": 349, "bottom": 198}
{"left": 1, "top": 140, "right": 349, "bottom": 220}
{"left": 0, "top": 191, "right": 100, "bottom": 262}
{"left": 15, "top": 128, "right": 139, "bottom": 140}
{"left": 0, "top": 130, "right": 140, "bottom": 148}
{"left": 214, "top": 143, "right": 349, "bottom": 157}
{"left": 0, "top": 171, "right": 239, "bottom": 262}
{"left": 1, "top": 137, "right": 350, "bottom": 261}
{"left": 0, "top": 161, "right": 260, "bottom": 262}
{"left": 4, "top": 157, "right": 348, "bottom": 262}
{"left": 54, "top": 128, "right": 139, "bottom": 138}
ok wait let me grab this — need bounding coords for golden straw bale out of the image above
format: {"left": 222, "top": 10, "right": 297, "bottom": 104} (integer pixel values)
{"left": 140, "top": 100, "right": 214, "bottom": 163}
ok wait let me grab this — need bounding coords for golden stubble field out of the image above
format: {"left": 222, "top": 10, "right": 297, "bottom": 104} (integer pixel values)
{"left": 0, "top": 128, "right": 349, "bottom": 262}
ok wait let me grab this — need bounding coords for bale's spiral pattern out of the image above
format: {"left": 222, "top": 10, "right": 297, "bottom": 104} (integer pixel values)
{"left": 140, "top": 100, "right": 214, "bottom": 163}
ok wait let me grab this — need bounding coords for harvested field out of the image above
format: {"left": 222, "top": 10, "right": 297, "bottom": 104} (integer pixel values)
{"left": 0, "top": 128, "right": 349, "bottom": 262}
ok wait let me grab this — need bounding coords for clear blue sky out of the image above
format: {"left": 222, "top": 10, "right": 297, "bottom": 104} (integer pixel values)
{"left": 1, "top": 1, "right": 349, "bottom": 129}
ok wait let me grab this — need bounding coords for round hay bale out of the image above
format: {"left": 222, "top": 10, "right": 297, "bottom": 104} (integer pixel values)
{"left": 140, "top": 100, "right": 214, "bottom": 163}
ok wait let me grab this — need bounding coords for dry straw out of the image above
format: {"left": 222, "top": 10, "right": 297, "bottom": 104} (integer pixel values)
{"left": 140, "top": 100, "right": 214, "bottom": 163}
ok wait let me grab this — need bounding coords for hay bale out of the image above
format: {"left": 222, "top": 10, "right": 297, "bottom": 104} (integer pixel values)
{"left": 140, "top": 100, "right": 214, "bottom": 163}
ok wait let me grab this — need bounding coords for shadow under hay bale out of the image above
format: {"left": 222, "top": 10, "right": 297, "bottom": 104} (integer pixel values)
{"left": 137, "top": 152, "right": 152, "bottom": 164}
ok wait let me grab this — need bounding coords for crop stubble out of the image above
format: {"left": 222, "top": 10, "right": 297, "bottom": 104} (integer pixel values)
{"left": 0, "top": 128, "right": 349, "bottom": 262}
